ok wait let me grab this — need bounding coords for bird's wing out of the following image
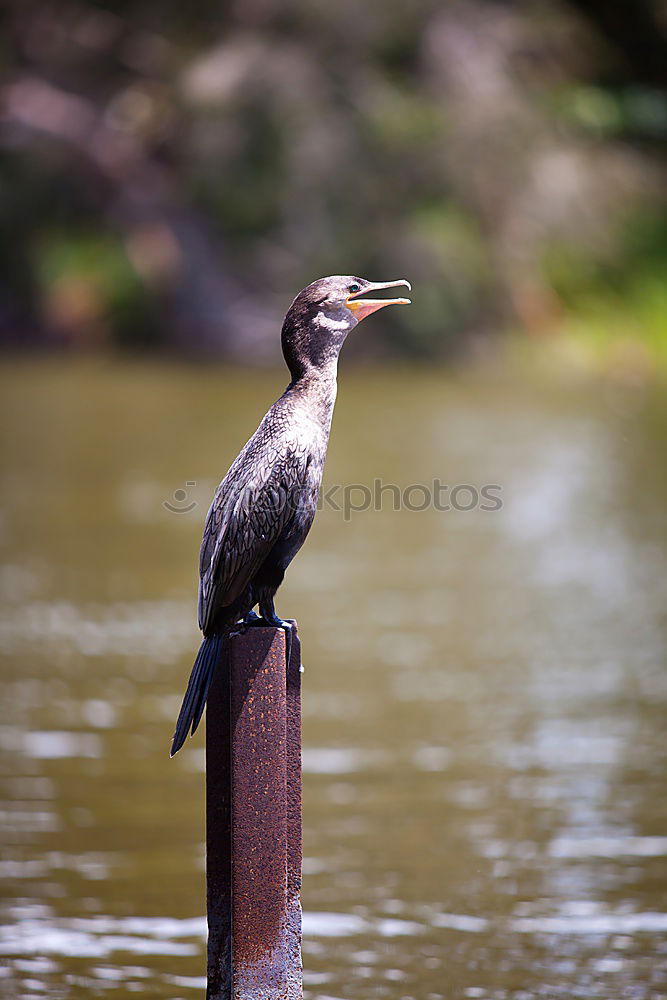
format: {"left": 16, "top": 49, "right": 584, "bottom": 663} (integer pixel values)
{"left": 197, "top": 444, "right": 307, "bottom": 633}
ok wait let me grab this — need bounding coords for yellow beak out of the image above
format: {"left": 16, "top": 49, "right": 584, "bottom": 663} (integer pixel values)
{"left": 346, "top": 279, "right": 412, "bottom": 321}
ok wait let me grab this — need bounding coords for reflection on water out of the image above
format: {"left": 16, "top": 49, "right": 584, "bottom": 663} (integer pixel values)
{"left": 1, "top": 361, "right": 667, "bottom": 998}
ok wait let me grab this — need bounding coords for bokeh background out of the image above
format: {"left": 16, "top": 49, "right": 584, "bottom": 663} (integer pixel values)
{"left": 2, "top": 0, "right": 667, "bottom": 366}
{"left": 2, "top": 2, "right": 667, "bottom": 999}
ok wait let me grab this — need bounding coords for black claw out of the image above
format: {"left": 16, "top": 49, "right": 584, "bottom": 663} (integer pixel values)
{"left": 258, "top": 611, "right": 293, "bottom": 664}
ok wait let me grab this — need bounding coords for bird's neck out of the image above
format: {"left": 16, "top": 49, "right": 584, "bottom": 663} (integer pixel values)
{"left": 283, "top": 364, "right": 338, "bottom": 429}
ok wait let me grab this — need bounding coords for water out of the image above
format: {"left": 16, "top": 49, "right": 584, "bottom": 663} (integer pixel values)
{"left": 1, "top": 359, "right": 666, "bottom": 999}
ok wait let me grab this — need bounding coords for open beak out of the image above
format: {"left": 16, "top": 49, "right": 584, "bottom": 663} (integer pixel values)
{"left": 346, "top": 279, "right": 412, "bottom": 321}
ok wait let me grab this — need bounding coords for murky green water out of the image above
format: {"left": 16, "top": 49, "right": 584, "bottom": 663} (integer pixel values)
{"left": 1, "top": 359, "right": 667, "bottom": 999}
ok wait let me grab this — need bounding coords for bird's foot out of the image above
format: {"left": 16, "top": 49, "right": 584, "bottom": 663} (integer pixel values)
{"left": 240, "top": 607, "right": 293, "bottom": 663}
{"left": 260, "top": 611, "right": 294, "bottom": 666}
{"left": 241, "top": 610, "right": 263, "bottom": 627}
{"left": 241, "top": 610, "right": 293, "bottom": 662}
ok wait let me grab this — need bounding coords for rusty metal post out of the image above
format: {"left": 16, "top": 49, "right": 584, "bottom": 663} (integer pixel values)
{"left": 206, "top": 623, "right": 302, "bottom": 1000}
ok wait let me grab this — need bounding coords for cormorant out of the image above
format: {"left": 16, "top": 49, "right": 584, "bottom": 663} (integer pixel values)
{"left": 170, "top": 275, "right": 411, "bottom": 756}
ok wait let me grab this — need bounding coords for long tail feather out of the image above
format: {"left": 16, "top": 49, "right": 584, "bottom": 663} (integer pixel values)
{"left": 170, "top": 634, "right": 224, "bottom": 756}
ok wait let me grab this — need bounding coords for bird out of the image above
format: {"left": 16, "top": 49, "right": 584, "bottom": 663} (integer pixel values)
{"left": 170, "top": 275, "right": 411, "bottom": 756}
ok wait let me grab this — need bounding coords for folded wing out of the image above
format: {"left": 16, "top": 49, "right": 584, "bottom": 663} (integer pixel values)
{"left": 197, "top": 446, "right": 307, "bottom": 634}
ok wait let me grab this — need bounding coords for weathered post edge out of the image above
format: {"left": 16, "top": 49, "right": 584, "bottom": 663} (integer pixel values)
{"left": 206, "top": 623, "right": 302, "bottom": 1000}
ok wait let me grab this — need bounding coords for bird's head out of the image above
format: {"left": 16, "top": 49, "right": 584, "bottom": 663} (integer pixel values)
{"left": 282, "top": 275, "right": 411, "bottom": 377}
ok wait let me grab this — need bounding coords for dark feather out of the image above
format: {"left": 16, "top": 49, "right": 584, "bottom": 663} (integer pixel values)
{"left": 170, "top": 634, "right": 225, "bottom": 756}
{"left": 198, "top": 443, "right": 309, "bottom": 634}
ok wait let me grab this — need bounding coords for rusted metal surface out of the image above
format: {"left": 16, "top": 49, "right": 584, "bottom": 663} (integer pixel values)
{"left": 206, "top": 638, "right": 232, "bottom": 999}
{"left": 285, "top": 625, "right": 303, "bottom": 1000}
{"left": 206, "top": 624, "right": 302, "bottom": 1000}
{"left": 230, "top": 627, "right": 288, "bottom": 998}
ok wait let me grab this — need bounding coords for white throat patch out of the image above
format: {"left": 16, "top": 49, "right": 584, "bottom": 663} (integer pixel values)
{"left": 315, "top": 311, "right": 350, "bottom": 332}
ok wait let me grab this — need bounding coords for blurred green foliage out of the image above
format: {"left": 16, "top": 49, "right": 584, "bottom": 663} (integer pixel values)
{"left": 0, "top": 0, "right": 666, "bottom": 366}
{"left": 35, "top": 231, "right": 155, "bottom": 346}
{"left": 544, "top": 215, "right": 667, "bottom": 368}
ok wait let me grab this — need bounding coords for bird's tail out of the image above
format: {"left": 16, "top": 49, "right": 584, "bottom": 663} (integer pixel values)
{"left": 170, "top": 633, "right": 225, "bottom": 757}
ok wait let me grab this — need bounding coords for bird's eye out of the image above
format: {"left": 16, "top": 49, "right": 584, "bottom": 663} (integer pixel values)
{"left": 349, "top": 283, "right": 360, "bottom": 293}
